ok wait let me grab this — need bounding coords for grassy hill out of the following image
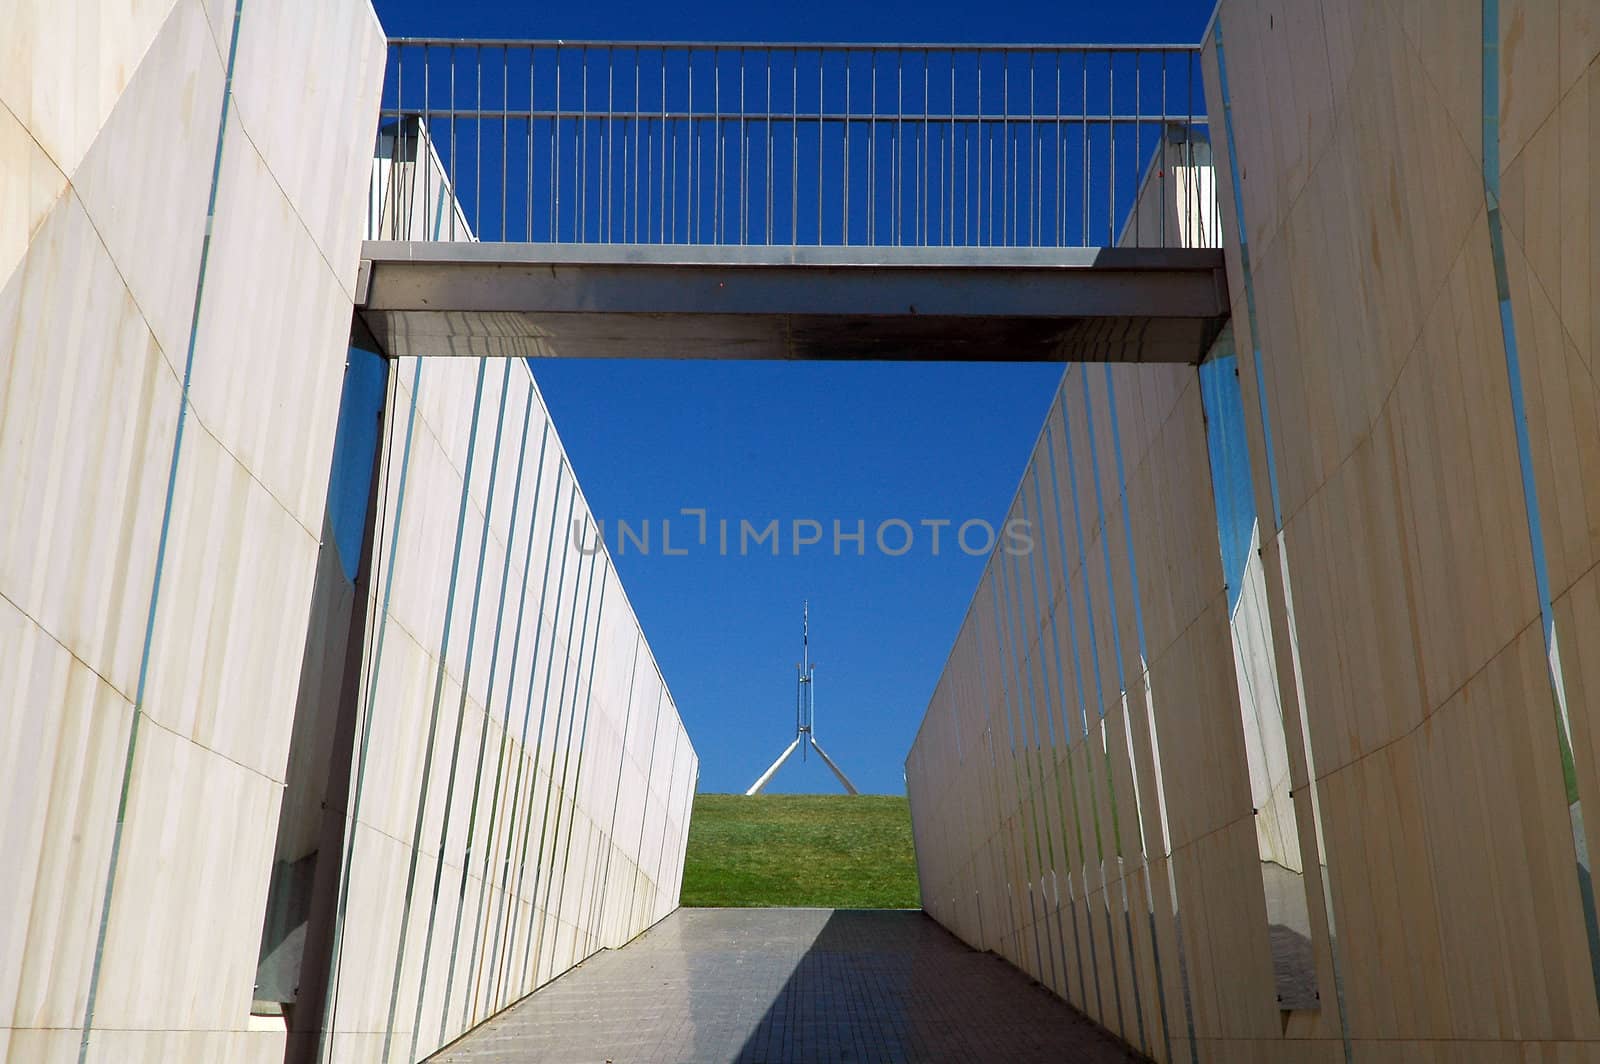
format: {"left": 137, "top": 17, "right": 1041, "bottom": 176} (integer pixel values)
{"left": 679, "top": 793, "right": 921, "bottom": 909}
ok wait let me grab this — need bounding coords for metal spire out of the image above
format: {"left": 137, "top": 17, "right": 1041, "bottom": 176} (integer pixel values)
{"left": 746, "top": 601, "right": 860, "bottom": 796}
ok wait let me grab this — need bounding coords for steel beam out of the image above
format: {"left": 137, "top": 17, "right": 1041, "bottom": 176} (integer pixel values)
{"left": 358, "top": 242, "right": 1229, "bottom": 364}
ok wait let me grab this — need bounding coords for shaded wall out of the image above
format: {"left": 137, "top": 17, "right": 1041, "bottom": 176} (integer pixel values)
{"left": 906, "top": 355, "right": 1251, "bottom": 1064}
{"left": 1200, "top": 0, "right": 1600, "bottom": 1057}
{"left": 909, "top": 2, "right": 1600, "bottom": 1060}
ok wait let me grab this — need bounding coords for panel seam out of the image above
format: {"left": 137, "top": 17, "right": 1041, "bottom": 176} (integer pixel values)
{"left": 78, "top": 3, "right": 247, "bottom": 1059}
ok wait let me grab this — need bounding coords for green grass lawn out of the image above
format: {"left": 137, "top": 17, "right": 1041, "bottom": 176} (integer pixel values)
{"left": 679, "top": 793, "right": 921, "bottom": 909}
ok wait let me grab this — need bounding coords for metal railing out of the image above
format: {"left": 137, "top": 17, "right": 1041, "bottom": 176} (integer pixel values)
{"left": 372, "top": 40, "right": 1215, "bottom": 249}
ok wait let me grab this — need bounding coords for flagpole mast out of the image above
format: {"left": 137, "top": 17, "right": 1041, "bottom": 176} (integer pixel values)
{"left": 746, "top": 601, "right": 859, "bottom": 796}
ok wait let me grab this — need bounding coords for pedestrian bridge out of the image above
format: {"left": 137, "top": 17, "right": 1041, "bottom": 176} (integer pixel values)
{"left": 359, "top": 40, "right": 1229, "bottom": 364}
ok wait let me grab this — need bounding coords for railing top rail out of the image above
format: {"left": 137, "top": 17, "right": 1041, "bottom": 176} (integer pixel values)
{"left": 386, "top": 37, "right": 1204, "bottom": 52}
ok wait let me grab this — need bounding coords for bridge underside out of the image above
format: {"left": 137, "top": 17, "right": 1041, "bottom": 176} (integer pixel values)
{"left": 357, "top": 243, "right": 1229, "bottom": 363}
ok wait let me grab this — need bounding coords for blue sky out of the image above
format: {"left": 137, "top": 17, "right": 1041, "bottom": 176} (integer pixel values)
{"left": 372, "top": 2, "right": 1214, "bottom": 50}
{"left": 370, "top": 0, "right": 1216, "bottom": 795}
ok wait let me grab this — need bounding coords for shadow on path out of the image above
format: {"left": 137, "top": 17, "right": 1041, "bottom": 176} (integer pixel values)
{"left": 430, "top": 908, "right": 1141, "bottom": 1063}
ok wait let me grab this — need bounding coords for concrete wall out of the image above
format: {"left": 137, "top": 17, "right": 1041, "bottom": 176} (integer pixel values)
{"left": 1201, "top": 0, "right": 1600, "bottom": 1057}
{"left": 0, "top": 3, "right": 696, "bottom": 1062}
{"left": 1, "top": 2, "right": 385, "bottom": 1060}
{"left": 909, "top": 1, "right": 1600, "bottom": 1060}
{"left": 296, "top": 351, "right": 697, "bottom": 1063}
{"left": 906, "top": 355, "right": 1241, "bottom": 1064}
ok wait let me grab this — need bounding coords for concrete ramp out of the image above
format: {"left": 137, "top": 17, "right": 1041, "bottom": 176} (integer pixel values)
{"left": 427, "top": 909, "right": 1136, "bottom": 1062}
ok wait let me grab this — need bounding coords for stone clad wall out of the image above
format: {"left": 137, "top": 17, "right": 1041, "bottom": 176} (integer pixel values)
{"left": 0, "top": 3, "right": 696, "bottom": 1062}
{"left": 909, "top": 2, "right": 1600, "bottom": 1060}
{"left": 906, "top": 357, "right": 1246, "bottom": 1064}
{"left": 309, "top": 353, "right": 697, "bottom": 1063}
{"left": 2, "top": 2, "right": 386, "bottom": 1060}
{"left": 1201, "top": 0, "right": 1600, "bottom": 1056}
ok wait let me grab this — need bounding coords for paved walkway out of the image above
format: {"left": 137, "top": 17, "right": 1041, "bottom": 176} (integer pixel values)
{"left": 428, "top": 908, "right": 1140, "bottom": 1063}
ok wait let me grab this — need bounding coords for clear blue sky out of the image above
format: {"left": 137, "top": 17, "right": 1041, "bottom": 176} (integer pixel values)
{"left": 372, "top": 2, "right": 1213, "bottom": 49}
{"left": 370, "top": 0, "right": 1216, "bottom": 794}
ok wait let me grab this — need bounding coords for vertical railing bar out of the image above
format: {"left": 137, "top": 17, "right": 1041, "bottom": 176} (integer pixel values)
{"left": 720, "top": 46, "right": 727, "bottom": 244}
{"left": 660, "top": 50, "right": 666, "bottom": 243}
{"left": 643, "top": 50, "right": 651, "bottom": 244}
{"left": 448, "top": 48, "right": 456, "bottom": 240}
{"left": 606, "top": 46, "right": 614, "bottom": 243}
{"left": 1160, "top": 50, "right": 1167, "bottom": 248}
{"left": 406, "top": 44, "right": 415, "bottom": 240}
{"left": 949, "top": 51, "right": 956, "bottom": 245}
{"left": 1107, "top": 50, "right": 1114, "bottom": 246}
{"left": 979, "top": 64, "right": 992, "bottom": 244}
{"left": 403, "top": 43, "right": 411, "bottom": 240}
{"left": 383, "top": 42, "right": 394, "bottom": 240}
{"left": 1203, "top": 55, "right": 1211, "bottom": 247}
{"left": 1012, "top": 52, "right": 1020, "bottom": 246}
{"left": 816, "top": 49, "right": 823, "bottom": 244}
{"left": 475, "top": 45, "right": 482, "bottom": 239}
{"left": 723, "top": 47, "right": 730, "bottom": 244}
{"left": 687, "top": 50, "right": 694, "bottom": 242}
{"left": 1179, "top": 70, "right": 1189, "bottom": 247}
{"left": 613, "top": 47, "right": 620, "bottom": 242}
{"left": 740, "top": 47, "right": 748, "bottom": 244}
{"left": 534, "top": 46, "right": 540, "bottom": 240}
{"left": 869, "top": 49, "right": 876, "bottom": 244}
{"left": 1080, "top": 53, "right": 1087, "bottom": 247}
{"left": 502, "top": 45, "right": 508, "bottom": 241}
{"left": 654, "top": 53, "right": 661, "bottom": 243}
{"left": 617, "top": 50, "right": 624, "bottom": 243}
{"left": 921, "top": 49, "right": 929, "bottom": 245}
{"left": 791, "top": 47, "right": 798, "bottom": 245}
{"left": 660, "top": 49, "right": 667, "bottom": 243}
{"left": 1055, "top": 50, "right": 1062, "bottom": 246}
{"left": 713, "top": 46, "right": 721, "bottom": 244}
{"left": 669, "top": 50, "right": 676, "bottom": 243}
{"left": 543, "top": 47, "right": 551, "bottom": 240}
{"left": 553, "top": 50, "right": 560, "bottom": 241}
{"left": 416, "top": 48, "right": 428, "bottom": 238}
{"left": 910, "top": 50, "right": 918, "bottom": 245}
{"left": 397, "top": 42, "right": 405, "bottom": 240}
{"left": 1177, "top": 46, "right": 1190, "bottom": 246}
{"left": 976, "top": 52, "right": 982, "bottom": 246}
{"left": 698, "top": 46, "right": 705, "bottom": 244}
{"left": 678, "top": 48, "right": 686, "bottom": 244}
{"left": 1192, "top": 47, "right": 1200, "bottom": 247}
{"left": 400, "top": 45, "right": 412, "bottom": 238}
{"left": 895, "top": 48, "right": 903, "bottom": 245}
{"left": 375, "top": 42, "right": 384, "bottom": 240}
{"left": 843, "top": 50, "right": 851, "bottom": 244}
{"left": 934, "top": 80, "right": 940, "bottom": 244}
{"left": 702, "top": 50, "right": 711, "bottom": 244}
{"left": 1001, "top": 49, "right": 1009, "bottom": 246}
{"left": 953, "top": 53, "right": 966, "bottom": 246}
{"left": 1133, "top": 49, "right": 1140, "bottom": 248}
{"left": 419, "top": 44, "right": 428, "bottom": 242}
{"left": 771, "top": 47, "right": 777, "bottom": 240}
{"left": 1028, "top": 49, "right": 1035, "bottom": 247}
{"left": 633, "top": 47, "right": 641, "bottom": 243}
{"left": 1038, "top": 50, "right": 1045, "bottom": 246}
{"left": 1013, "top": 54, "right": 1020, "bottom": 246}
{"left": 585, "top": 43, "right": 592, "bottom": 240}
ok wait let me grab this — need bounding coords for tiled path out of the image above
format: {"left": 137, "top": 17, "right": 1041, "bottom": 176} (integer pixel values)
{"left": 428, "top": 908, "right": 1141, "bottom": 1063}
